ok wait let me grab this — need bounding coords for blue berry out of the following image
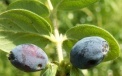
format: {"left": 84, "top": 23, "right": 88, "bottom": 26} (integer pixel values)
{"left": 8, "top": 44, "right": 48, "bottom": 72}
{"left": 70, "top": 36, "right": 109, "bottom": 69}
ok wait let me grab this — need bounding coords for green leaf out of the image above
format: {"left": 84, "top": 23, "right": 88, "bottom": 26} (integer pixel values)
{"left": 0, "top": 31, "right": 49, "bottom": 53}
{"left": 0, "top": 9, "right": 52, "bottom": 53}
{"left": 57, "top": 0, "right": 99, "bottom": 10}
{"left": 70, "top": 66, "right": 84, "bottom": 76}
{"left": 40, "top": 63, "right": 58, "bottom": 76}
{"left": 7, "top": 0, "right": 49, "bottom": 17}
{"left": 0, "top": 9, "right": 52, "bottom": 34}
{"left": 64, "top": 24, "right": 120, "bottom": 61}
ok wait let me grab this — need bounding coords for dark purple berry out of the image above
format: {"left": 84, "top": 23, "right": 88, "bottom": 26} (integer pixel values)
{"left": 70, "top": 36, "right": 109, "bottom": 69}
{"left": 8, "top": 44, "right": 48, "bottom": 72}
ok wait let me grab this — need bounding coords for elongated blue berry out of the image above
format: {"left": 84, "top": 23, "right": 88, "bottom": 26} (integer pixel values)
{"left": 8, "top": 44, "right": 48, "bottom": 72}
{"left": 70, "top": 36, "right": 109, "bottom": 69}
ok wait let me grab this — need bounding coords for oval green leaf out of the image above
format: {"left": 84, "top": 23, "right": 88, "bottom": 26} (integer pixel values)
{"left": 7, "top": 0, "right": 49, "bottom": 17}
{"left": 0, "top": 9, "right": 52, "bottom": 35}
{"left": 58, "top": 0, "right": 99, "bottom": 10}
{"left": 0, "top": 9, "right": 52, "bottom": 53}
{"left": 64, "top": 24, "right": 120, "bottom": 61}
{"left": 0, "top": 31, "right": 50, "bottom": 53}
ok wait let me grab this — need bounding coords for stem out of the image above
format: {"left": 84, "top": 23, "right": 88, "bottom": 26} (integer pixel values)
{"left": 53, "top": 11, "right": 64, "bottom": 63}
{"left": 56, "top": 39, "right": 63, "bottom": 62}
{"left": 48, "top": 0, "right": 63, "bottom": 62}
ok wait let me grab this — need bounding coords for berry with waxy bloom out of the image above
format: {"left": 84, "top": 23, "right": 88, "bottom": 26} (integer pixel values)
{"left": 70, "top": 36, "right": 109, "bottom": 69}
{"left": 8, "top": 44, "right": 48, "bottom": 72}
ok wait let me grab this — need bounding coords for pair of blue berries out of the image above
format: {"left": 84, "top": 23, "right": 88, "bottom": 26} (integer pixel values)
{"left": 8, "top": 36, "right": 109, "bottom": 72}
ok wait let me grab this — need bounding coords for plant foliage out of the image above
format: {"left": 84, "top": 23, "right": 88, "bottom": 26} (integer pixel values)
{"left": 0, "top": 0, "right": 120, "bottom": 76}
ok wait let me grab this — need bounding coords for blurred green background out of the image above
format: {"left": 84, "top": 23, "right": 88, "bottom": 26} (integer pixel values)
{"left": 0, "top": 0, "right": 122, "bottom": 76}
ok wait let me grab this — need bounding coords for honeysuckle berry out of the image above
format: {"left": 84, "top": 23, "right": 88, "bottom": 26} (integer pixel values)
{"left": 8, "top": 44, "right": 48, "bottom": 72}
{"left": 70, "top": 36, "right": 109, "bottom": 69}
